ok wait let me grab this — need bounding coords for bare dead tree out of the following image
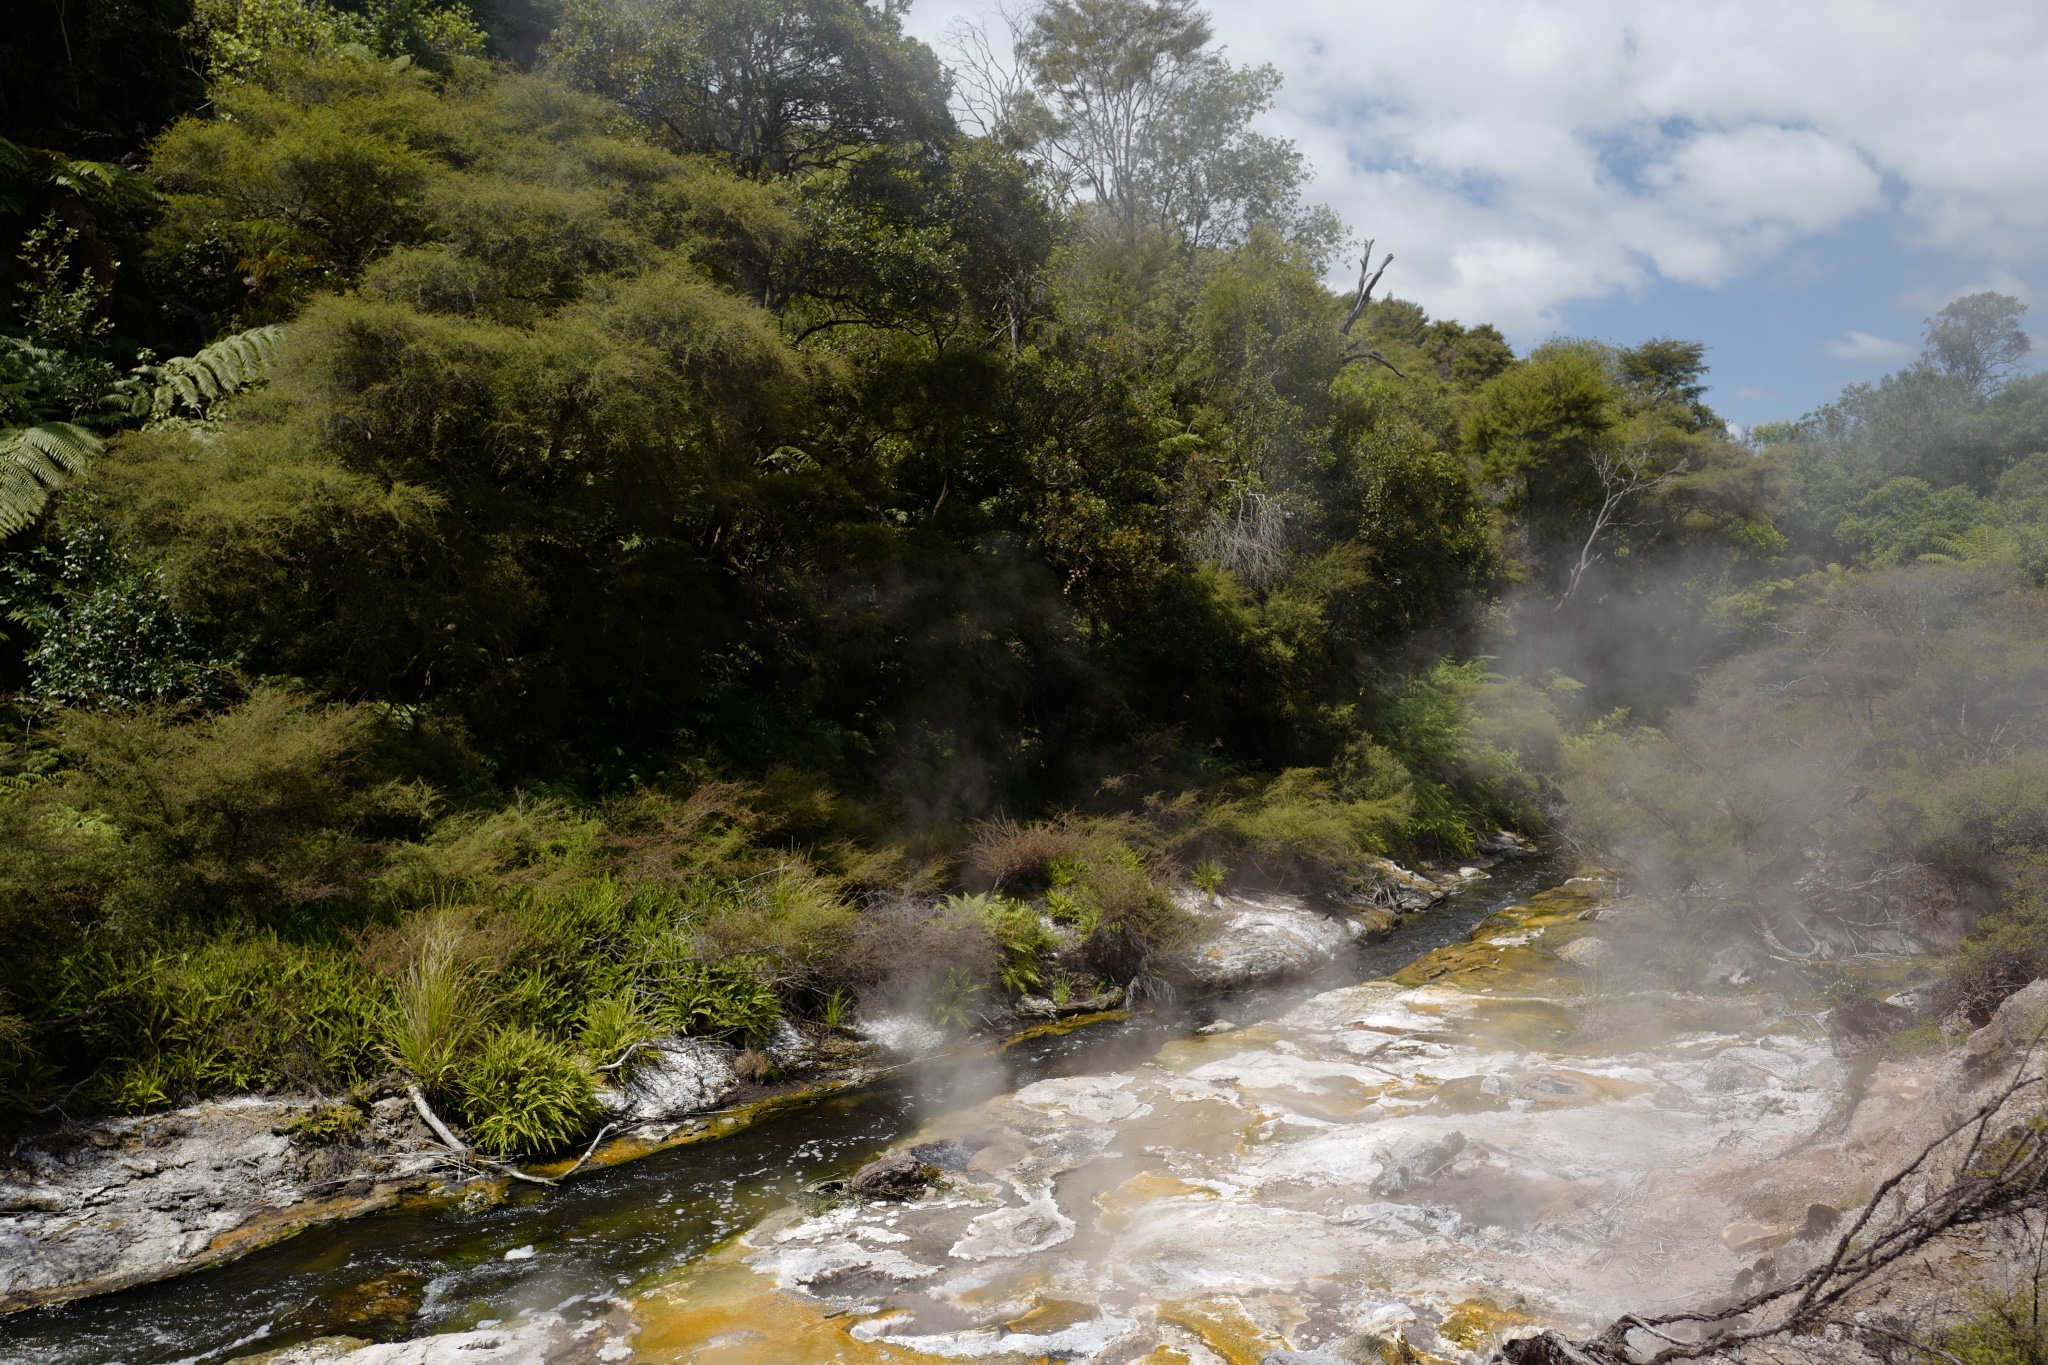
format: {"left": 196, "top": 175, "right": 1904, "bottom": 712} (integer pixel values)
{"left": 1554, "top": 444, "right": 1674, "bottom": 612}
{"left": 1201, "top": 489, "right": 1289, "bottom": 586}
{"left": 1496, "top": 1060, "right": 2048, "bottom": 1365}
{"left": 1338, "top": 239, "right": 1405, "bottom": 378}
{"left": 943, "top": 5, "right": 1036, "bottom": 142}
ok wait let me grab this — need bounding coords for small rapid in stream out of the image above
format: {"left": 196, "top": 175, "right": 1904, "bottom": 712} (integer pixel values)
{"left": 0, "top": 857, "right": 1563, "bottom": 1365}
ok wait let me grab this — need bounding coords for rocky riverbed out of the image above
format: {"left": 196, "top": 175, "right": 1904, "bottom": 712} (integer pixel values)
{"left": 617, "top": 877, "right": 2001, "bottom": 1365}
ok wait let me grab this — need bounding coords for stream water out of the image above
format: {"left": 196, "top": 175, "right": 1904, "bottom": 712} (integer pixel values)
{"left": 0, "top": 856, "right": 1563, "bottom": 1365}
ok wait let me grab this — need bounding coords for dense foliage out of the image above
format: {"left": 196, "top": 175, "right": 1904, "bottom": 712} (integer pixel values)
{"left": 1, "top": 0, "right": 2040, "bottom": 1149}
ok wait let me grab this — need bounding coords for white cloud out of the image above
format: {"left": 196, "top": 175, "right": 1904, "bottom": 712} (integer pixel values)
{"left": 906, "top": 0, "right": 2048, "bottom": 334}
{"left": 1820, "top": 331, "right": 1916, "bottom": 364}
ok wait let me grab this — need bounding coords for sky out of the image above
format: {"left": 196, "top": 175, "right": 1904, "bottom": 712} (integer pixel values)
{"left": 899, "top": 0, "right": 2048, "bottom": 429}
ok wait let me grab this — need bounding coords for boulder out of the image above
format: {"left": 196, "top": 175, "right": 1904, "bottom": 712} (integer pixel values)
{"left": 1182, "top": 892, "right": 1366, "bottom": 989}
{"left": 764, "top": 1018, "right": 812, "bottom": 1070}
{"left": 1477, "top": 830, "right": 1540, "bottom": 858}
{"left": 849, "top": 1149, "right": 939, "bottom": 1201}
{"left": 1370, "top": 1131, "right": 1466, "bottom": 1196}
{"left": 598, "top": 1038, "right": 738, "bottom": 1121}
{"left": 1823, "top": 995, "right": 1915, "bottom": 1056}
{"left": 1964, "top": 978, "right": 2048, "bottom": 1076}
{"left": 910, "top": 1139, "right": 982, "bottom": 1172}
{"left": 1359, "top": 859, "right": 1448, "bottom": 912}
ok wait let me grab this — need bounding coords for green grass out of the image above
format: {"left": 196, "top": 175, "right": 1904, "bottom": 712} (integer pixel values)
{"left": 456, "top": 1025, "right": 602, "bottom": 1157}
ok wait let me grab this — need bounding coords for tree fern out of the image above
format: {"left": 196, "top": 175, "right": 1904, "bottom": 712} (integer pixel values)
{"left": 0, "top": 422, "right": 101, "bottom": 535}
{"left": 1924, "top": 524, "right": 2020, "bottom": 565}
{"left": 145, "top": 325, "right": 286, "bottom": 422}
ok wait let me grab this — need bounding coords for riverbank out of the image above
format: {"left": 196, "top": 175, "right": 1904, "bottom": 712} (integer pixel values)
{"left": 1, "top": 857, "right": 1500, "bottom": 1320}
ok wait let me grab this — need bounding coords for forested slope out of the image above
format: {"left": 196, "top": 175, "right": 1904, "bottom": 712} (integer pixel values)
{"left": 2, "top": 0, "right": 2044, "bottom": 1158}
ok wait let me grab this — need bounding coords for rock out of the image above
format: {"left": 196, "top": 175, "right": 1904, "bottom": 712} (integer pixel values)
{"left": 1498, "top": 1330, "right": 1604, "bottom": 1365}
{"left": 909, "top": 1139, "right": 981, "bottom": 1172}
{"left": 0, "top": 1096, "right": 458, "bottom": 1315}
{"left": 1183, "top": 892, "right": 1366, "bottom": 989}
{"left": 1477, "top": 830, "right": 1539, "bottom": 858}
{"left": 1964, "top": 978, "right": 2048, "bottom": 1076}
{"left": 764, "top": 1019, "right": 812, "bottom": 1070}
{"left": 1702, "top": 941, "right": 1767, "bottom": 988}
{"left": 1370, "top": 1131, "right": 1466, "bottom": 1196}
{"left": 1555, "top": 936, "right": 1611, "bottom": 966}
{"left": 849, "top": 1150, "right": 939, "bottom": 1201}
{"left": 1884, "top": 989, "right": 1937, "bottom": 1023}
{"left": 598, "top": 1038, "right": 739, "bottom": 1121}
{"left": 1796, "top": 1202, "right": 1841, "bottom": 1241}
{"left": 1721, "top": 1220, "right": 1790, "bottom": 1254}
{"left": 1824, "top": 995, "right": 1916, "bottom": 1056}
{"left": 232, "top": 1311, "right": 628, "bottom": 1363}
{"left": 1359, "top": 859, "right": 1448, "bottom": 912}
{"left": 1014, "top": 985, "right": 1126, "bottom": 1019}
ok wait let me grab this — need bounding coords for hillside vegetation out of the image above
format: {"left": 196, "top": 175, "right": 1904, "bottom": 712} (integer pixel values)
{"left": 2, "top": 0, "right": 2044, "bottom": 1154}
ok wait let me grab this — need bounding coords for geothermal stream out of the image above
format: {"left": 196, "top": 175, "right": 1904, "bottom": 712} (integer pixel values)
{"left": 0, "top": 856, "right": 1950, "bottom": 1365}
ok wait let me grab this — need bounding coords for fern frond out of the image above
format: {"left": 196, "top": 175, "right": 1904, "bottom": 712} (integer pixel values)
{"left": 1927, "top": 524, "right": 2020, "bottom": 564}
{"left": 147, "top": 325, "right": 286, "bottom": 422}
{"left": 0, "top": 137, "right": 159, "bottom": 215}
{"left": 0, "top": 422, "right": 101, "bottom": 535}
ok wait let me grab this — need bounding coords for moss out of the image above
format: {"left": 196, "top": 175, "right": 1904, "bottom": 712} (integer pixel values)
{"left": 282, "top": 1102, "right": 368, "bottom": 1144}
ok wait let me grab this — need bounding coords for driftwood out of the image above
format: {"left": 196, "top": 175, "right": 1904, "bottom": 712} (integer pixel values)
{"left": 406, "top": 1082, "right": 561, "bottom": 1187}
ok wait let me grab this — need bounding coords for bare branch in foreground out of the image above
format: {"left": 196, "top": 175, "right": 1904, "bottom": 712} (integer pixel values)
{"left": 1496, "top": 1060, "right": 2048, "bottom": 1365}
{"left": 406, "top": 1082, "right": 560, "bottom": 1187}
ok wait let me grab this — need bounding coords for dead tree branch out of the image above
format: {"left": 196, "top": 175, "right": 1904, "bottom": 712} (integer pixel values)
{"left": 407, "top": 1082, "right": 560, "bottom": 1187}
{"left": 1337, "top": 238, "right": 1406, "bottom": 378}
{"left": 1341, "top": 240, "right": 1393, "bottom": 335}
{"left": 1555, "top": 444, "right": 1675, "bottom": 612}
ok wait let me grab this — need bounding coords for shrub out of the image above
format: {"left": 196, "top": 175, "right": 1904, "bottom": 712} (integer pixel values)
{"left": 78, "top": 935, "right": 384, "bottom": 1108}
{"left": 50, "top": 685, "right": 436, "bottom": 922}
{"left": 456, "top": 1025, "right": 600, "bottom": 1157}
{"left": 1942, "top": 1285, "right": 2048, "bottom": 1365}
{"left": 576, "top": 993, "right": 650, "bottom": 1071}
{"left": 379, "top": 908, "right": 497, "bottom": 1089}
{"left": 284, "top": 1102, "right": 368, "bottom": 1143}
{"left": 942, "top": 893, "right": 1056, "bottom": 995}
{"left": 645, "top": 957, "right": 782, "bottom": 1040}
{"left": 1196, "top": 767, "right": 1408, "bottom": 882}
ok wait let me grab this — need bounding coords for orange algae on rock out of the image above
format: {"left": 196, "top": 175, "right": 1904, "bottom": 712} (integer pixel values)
{"left": 1437, "top": 1298, "right": 1552, "bottom": 1351}
{"left": 1154, "top": 1297, "right": 1286, "bottom": 1365}
{"left": 632, "top": 1248, "right": 948, "bottom": 1365}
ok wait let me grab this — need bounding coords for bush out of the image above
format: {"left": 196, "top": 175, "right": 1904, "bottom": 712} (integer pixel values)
{"left": 645, "top": 958, "right": 782, "bottom": 1040}
{"left": 378, "top": 908, "right": 496, "bottom": 1089}
{"left": 77, "top": 935, "right": 384, "bottom": 1109}
{"left": 1195, "top": 767, "right": 1408, "bottom": 883}
{"left": 576, "top": 994, "right": 650, "bottom": 1071}
{"left": 943, "top": 893, "right": 1056, "bottom": 995}
{"left": 1943, "top": 1285, "right": 2048, "bottom": 1365}
{"left": 456, "top": 1025, "right": 600, "bottom": 1157}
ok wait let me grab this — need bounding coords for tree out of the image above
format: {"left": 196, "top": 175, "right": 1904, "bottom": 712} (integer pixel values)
{"left": 1925, "top": 291, "right": 2032, "bottom": 395}
{"left": 1015, "top": 0, "right": 1305, "bottom": 247}
{"left": 1616, "top": 337, "right": 1720, "bottom": 432}
{"left": 546, "top": 0, "right": 954, "bottom": 179}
